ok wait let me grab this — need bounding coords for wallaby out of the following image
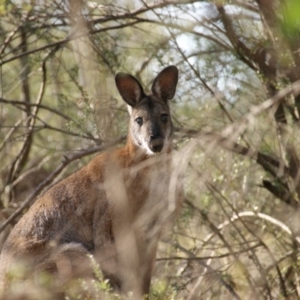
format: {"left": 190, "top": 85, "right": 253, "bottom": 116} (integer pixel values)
{"left": 0, "top": 66, "right": 180, "bottom": 299}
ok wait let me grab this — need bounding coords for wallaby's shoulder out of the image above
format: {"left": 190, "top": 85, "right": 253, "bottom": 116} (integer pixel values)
{"left": 14, "top": 147, "right": 128, "bottom": 233}
{"left": 44, "top": 147, "right": 117, "bottom": 197}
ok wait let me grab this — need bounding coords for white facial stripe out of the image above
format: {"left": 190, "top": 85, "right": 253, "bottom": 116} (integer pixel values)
{"left": 130, "top": 130, "right": 153, "bottom": 155}
{"left": 141, "top": 139, "right": 155, "bottom": 156}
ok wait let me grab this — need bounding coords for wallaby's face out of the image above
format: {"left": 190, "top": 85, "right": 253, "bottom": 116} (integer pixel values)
{"left": 128, "top": 97, "right": 171, "bottom": 154}
{"left": 115, "top": 66, "right": 178, "bottom": 155}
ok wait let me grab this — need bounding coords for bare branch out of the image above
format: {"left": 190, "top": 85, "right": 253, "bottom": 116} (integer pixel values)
{"left": 0, "top": 98, "right": 72, "bottom": 121}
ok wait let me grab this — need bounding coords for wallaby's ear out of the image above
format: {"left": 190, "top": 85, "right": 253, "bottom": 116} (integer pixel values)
{"left": 115, "top": 73, "right": 145, "bottom": 107}
{"left": 151, "top": 66, "right": 178, "bottom": 102}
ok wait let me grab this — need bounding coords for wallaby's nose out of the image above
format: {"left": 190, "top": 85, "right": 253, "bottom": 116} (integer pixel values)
{"left": 150, "top": 134, "right": 159, "bottom": 141}
{"left": 149, "top": 137, "right": 164, "bottom": 153}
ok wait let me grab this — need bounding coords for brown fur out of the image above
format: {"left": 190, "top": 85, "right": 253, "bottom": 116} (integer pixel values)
{"left": 0, "top": 66, "right": 180, "bottom": 299}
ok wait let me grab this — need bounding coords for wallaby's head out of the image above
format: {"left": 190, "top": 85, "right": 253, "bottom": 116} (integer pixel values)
{"left": 115, "top": 66, "right": 178, "bottom": 155}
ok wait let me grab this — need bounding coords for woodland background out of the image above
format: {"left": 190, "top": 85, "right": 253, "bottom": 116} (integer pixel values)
{"left": 1, "top": 0, "right": 300, "bottom": 299}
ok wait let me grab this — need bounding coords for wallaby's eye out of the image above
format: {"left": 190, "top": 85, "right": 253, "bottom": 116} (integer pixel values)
{"left": 135, "top": 117, "right": 143, "bottom": 126}
{"left": 161, "top": 114, "right": 169, "bottom": 123}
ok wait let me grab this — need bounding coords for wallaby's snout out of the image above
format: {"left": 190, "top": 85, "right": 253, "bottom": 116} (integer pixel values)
{"left": 149, "top": 120, "right": 165, "bottom": 153}
{"left": 149, "top": 137, "right": 164, "bottom": 153}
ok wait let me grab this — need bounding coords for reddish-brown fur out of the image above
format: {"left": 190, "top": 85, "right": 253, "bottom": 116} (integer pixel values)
{"left": 0, "top": 66, "right": 180, "bottom": 299}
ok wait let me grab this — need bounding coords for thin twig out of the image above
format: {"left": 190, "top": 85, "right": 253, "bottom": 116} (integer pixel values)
{"left": 0, "top": 98, "right": 72, "bottom": 121}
